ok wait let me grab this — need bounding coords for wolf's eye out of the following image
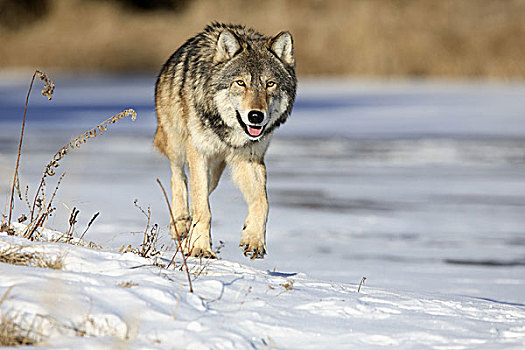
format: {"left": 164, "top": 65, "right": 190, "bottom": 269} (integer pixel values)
{"left": 235, "top": 80, "right": 246, "bottom": 87}
{"left": 266, "top": 81, "right": 277, "bottom": 88}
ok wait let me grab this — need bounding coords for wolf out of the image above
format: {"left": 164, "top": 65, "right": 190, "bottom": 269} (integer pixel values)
{"left": 154, "top": 23, "right": 296, "bottom": 259}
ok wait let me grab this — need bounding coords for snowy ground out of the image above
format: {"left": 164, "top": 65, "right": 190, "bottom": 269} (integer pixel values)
{"left": 1, "top": 73, "right": 525, "bottom": 348}
{"left": 2, "top": 227, "right": 525, "bottom": 349}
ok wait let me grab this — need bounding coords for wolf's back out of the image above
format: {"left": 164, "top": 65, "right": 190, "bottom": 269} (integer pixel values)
{"left": 154, "top": 32, "right": 211, "bottom": 155}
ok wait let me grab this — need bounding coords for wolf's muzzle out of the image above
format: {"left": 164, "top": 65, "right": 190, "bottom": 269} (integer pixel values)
{"left": 236, "top": 110, "right": 266, "bottom": 139}
{"left": 248, "top": 110, "right": 265, "bottom": 124}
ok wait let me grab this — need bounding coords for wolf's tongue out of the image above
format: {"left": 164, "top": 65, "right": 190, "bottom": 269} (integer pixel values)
{"left": 247, "top": 126, "right": 262, "bottom": 137}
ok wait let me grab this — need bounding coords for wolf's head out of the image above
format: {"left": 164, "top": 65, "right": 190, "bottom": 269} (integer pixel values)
{"left": 209, "top": 27, "right": 297, "bottom": 145}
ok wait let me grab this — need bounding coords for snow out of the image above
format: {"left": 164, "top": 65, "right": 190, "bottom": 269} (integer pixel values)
{"left": 1, "top": 74, "right": 525, "bottom": 348}
{"left": 1, "top": 228, "right": 525, "bottom": 349}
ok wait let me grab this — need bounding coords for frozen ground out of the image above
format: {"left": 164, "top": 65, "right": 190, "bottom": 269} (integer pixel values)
{"left": 1, "top": 73, "right": 525, "bottom": 348}
{"left": 2, "top": 226, "right": 525, "bottom": 349}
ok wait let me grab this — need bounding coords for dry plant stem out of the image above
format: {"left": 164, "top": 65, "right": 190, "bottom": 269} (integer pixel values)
{"left": 133, "top": 200, "right": 159, "bottom": 258}
{"left": 25, "top": 211, "right": 45, "bottom": 241}
{"left": 65, "top": 207, "right": 79, "bottom": 237}
{"left": 0, "top": 287, "right": 12, "bottom": 306}
{"left": 79, "top": 212, "right": 99, "bottom": 241}
{"left": 156, "top": 178, "right": 193, "bottom": 293}
{"left": 358, "top": 277, "right": 367, "bottom": 293}
{"left": 29, "top": 109, "right": 136, "bottom": 222}
{"left": 8, "top": 70, "right": 54, "bottom": 227}
{"left": 24, "top": 186, "right": 31, "bottom": 213}
{"left": 26, "top": 173, "right": 65, "bottom": 240}
{"left": 142, "top": 207, "right": 151, "bottom": 253}
{"left": 7, "top": 72, "right": 36, "bottom": 227}
{"left": 166, "top": 245, "right": 180, "bottom": 270}
{"left": 37, "top": 172, "right": 65, "bottom": 233}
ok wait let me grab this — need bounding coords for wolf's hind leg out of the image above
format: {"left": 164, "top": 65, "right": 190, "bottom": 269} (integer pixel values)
{"left": 170, "top": 158, "right": 190, "bottom": 239}
{"left": 232, "top": 159, "right": 268, "bottom": 259}
{"left": 184, "top": 141, "right": 216, "bottom": 258}
{"left": 208, "top": 159, "right": 226, "bottom": 195}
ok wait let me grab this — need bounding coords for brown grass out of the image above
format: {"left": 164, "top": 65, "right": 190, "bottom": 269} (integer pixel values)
{"left": 0, "top": 288, "right": 41, "bottom": 346}
{"left": 1, "top": 0, "right": 525, "bottom": 78}
{"left": 0, "top": 245, "right": 63, "bottom": 270}
{"left": 0, "top": 313, "right": 38, "bottom": 346}
{"left": 133, "top": 199, "right": 161, "bottom": 259}
{"left": 22, "top": 108, "right": 136, "bottom": 240}
{"left": 0, "top": 69, "right": 136, "bottom": 243}
{"left": 117, "top": 281, "right": 138, "bottom": 288}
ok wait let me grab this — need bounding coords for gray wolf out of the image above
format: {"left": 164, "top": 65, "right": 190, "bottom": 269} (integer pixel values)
{"left": 154, "top": 23, "right": 297, "bottom": 259}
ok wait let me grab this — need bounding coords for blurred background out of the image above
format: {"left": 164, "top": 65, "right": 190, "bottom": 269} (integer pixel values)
{"left": 1, "top": 0, "right": 525, "bottom": 78}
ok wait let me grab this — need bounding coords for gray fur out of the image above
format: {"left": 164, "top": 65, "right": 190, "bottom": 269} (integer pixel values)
{"left": 154, "top": 23, "right": 297, "bottom": 259}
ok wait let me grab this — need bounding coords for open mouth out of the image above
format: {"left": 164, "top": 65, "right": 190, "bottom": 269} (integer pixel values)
{"left": 236, "top": 111, "right": 266, "bottom": 139}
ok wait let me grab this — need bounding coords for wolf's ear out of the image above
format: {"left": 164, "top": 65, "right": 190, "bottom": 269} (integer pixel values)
{"left": 269, "top": 31, "right": 294, "bottom": 67}
{"left": 214, "top": 29, "right": 241, "bottom": 63}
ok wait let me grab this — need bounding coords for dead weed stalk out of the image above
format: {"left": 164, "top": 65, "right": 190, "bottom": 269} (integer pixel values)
{"left": 23, "top": 108, "right": 136, "bottom": 240}
{"left": 1, "top": 70, "right": 136, "bottom": 245}
{"left": 133, "top": 199, "right": 162, "bottom": 259}
{"left": 156, "top": 179, "right": 194, "bottom": 293}
{"left": 6, "top": 70, "right": 54, "bottom": 232}
{"left": 78, "top": 212, "right": 100, "bottom": 242}
{"left": 358, "top": 277, "right": 367, "bottom": 293}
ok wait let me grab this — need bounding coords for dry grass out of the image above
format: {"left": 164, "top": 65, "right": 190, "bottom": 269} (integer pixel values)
{"left": 0, "top": 69, "right": 136, "bottom": 244}
{"left": 117, "top": 281, "right": 138, "bottom": 289}
{"left": 1, "top": 0, "right": 525, "bottom": 78}
{"left": 0, "top": 245, "right": 63, "bottom": 270}
{"left": 0, "top": 288, "right": 39, "bottom": 346}
{"left": 0, "top": 313, "right": 38, "bottom": 346}
{"left": 21, "top": 108, "right": 136, "bottom": 240}
{"left": 23, "top": 108, "right": 136, "bottom": 241}
{"left": 133, "top": 199, "right": 162, "bottom": 259}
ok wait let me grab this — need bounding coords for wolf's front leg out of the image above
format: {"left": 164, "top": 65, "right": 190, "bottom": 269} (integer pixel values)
{"left": 232, "top": 159, "right": 268, "bottom": 259}
{"left": 185, "top": 142, "right": 216, "bottom": 259}
{"left": 170, "top": 159, "right": 190, "bottom": 239}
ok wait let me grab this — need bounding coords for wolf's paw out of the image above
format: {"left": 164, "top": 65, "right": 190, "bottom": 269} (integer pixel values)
{"left": 170, "top": 217, "right": 190, "bottom": 239}
{"left": 181, "top": 237, "right": 217, "bottom": 259}
{"left": 239, "top": 236, "right": 266, "bottom": 260}
{"left": 187, "top": 246, "right": 217, "bottom": 259}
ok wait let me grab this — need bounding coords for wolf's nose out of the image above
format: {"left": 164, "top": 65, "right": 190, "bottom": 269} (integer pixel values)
{"left": 248, "top": 110, "right": 265, "bottom": 124}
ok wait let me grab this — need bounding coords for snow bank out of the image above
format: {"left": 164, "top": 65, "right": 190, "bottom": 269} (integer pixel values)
{"left": 1, "top": 230, "right": 524, "bottom": 349}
